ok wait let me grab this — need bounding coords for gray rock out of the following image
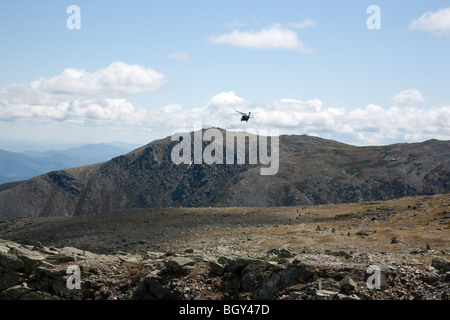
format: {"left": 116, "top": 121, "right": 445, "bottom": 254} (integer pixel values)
{"left": 132, "top": 276, "right": 183, "bottom": 300}
{"left": 9, "top": 246, "right": 45, "bottom": 272}
{"left": 19, "top": 291, "right": 60, "bottom": 300}
{"left": 180, "top": 265, "right": 195, "bottom": 275}
{"left": 165, "top": 257, "right": 195, "bottom": 273}
{"left": 432, "top": 257, "right": 450, "bottom": 273}
{"left": 0, "top": 244, "right": 9, "bottom": 255}
{"left": 0, "top": 283, "right": 33, "bottom": 300}
{"left": 224, "top": 258, "right": 251, "bottom": 273}
{"left": 33, "top": 265, "right": 66, "bottom": 280}
{"left": 338, "top": 251, "right": 352, "bottom": 259}
{"left": 318, "top": 278, "right": 340, "bottom": 292}
{"left": 0, "top": 272, "right": 25, "bottom": 291}
{"left": 391, "top": 237, "right": 400, "bottom": 244}
{"left": 46, "top": 254, "right": 76, "bottom": 263}
{"left": 278, "top": 249, "right": 293, "bottom": 259}
{"left": 51, "top": 279, "right": 67, "bottom": 294}
{"left": 340, "top": 275, "right": 357, "bottom": 292}
{"left": 313, "top": 289, "right": 338, "bottom": 300}
{"left": 253, "top": 264, "right": 311, "bottom": 300}
{"left": 423, "top": 273, "right": 440, "bottom": 284}
{"left": 217, "top": 256, "right": 232, "bottom": 265}
{"left": 338, "top": 293, "right": 361, "bottom": 300}
{"left": 240, "top": 260, "right": 272, "bottom": 292}
{"left": 242, "top": 260, "right": 271, "bottom": 273}
{"left": 0, "top": 252, "right": 24, "bottom": 271}
{"left": 266, "top": 249, "right": 279, "bottom": 256}
{"left": 324, "top": 250, "right": 351, "bottom": 259}
{"left": 58, "top": 246, "right": 95, "bottom": 259}
{"left": 118, "top": 255, "right": 140, "bottom": 263}
{"left": 209, "top": 260, "right": 225, "bottom": 276}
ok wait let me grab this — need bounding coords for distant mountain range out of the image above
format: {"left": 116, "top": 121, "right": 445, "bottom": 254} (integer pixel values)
{"left": 0, "top": 129, "right": 448, "bottom": 219}
{"left": 0, "top": 142, "right": 141, "bottom": 184}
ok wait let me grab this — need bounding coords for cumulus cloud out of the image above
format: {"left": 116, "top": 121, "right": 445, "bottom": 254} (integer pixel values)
{"left": 41, "top": 61, "right": 165, "bottom": 97}
{"left": 0, "top": 62, "right": 167, "bottom": 125}
{"left": 346, "top": 104, "right": 450, "bottom": 144}
{"left": 390, "top": 89, "right": 425, "bottom": 106}
{"left": 168, "top": 51, "right": 190, "bottom": 61}
{"left": 409, "top": 7, "right": 450, "bottom": 36}
{"left": 166, "top": 92, "right": 450, "bottom": 145}
{"left": 205, "top": 91, "right": 247, "bottom": 111}
{"left": 0, "top": 61, "right": 166, "bottom": 110}
{"left": 208, "top": 24, "right": 313, "bottom": 53}
{"left": 0, "top": 98, "right": 144, "bottom": 125}
{"left": 1, "top": 62, "right": 166, "bottom": 103}
{"left": 203, "top": 94, "right": 449, "bottom": 145}
{"left": 166, "top": 91, "right": 250, "bottom": 129}
{"left": 1, "top": 71, "right": 449, "bottom": 145}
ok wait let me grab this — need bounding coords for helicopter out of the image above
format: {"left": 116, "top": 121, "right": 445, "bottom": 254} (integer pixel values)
{"left": 234, "top": 110, "right": 254, "bottom": 122}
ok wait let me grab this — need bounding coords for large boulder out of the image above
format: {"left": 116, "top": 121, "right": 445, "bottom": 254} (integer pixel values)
{"left": 0, "top": 284, "right": 33, "bottom": 300}
{"left": 0, "top": 252, "right": 24, "bottom": 272}
{"left": 9, "top": 246, "right": 45, "bottom": 272}
{"left": 432, "top": 257, "right": 450, "bottom": 273}
{"left": 340, "top": 275, "right": 358, "bottom": 293}
{"left": 132, "top": 276, "right": 183, "bottom": 300}
{"left": 0, "top": 272, "right": 26, "bottom": 291}
{"left": 164, "top": 257, "right": 195, "bottom": 275}
{"left": 253, "top": 264, "right": 311, "bottom": 300}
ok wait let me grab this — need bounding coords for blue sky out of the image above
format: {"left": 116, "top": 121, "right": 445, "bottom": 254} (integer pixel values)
{"left": 0, "top": 0, "right": 449, "bottom": 147}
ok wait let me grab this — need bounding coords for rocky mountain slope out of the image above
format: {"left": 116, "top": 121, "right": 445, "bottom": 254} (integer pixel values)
{"left": 0, "top": 129, "right": 448, "bottom": 219}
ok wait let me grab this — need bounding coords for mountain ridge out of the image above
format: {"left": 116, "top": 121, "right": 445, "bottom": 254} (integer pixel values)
{"left": 0, "top": 143, "right": 140, "bottom": 184}
{"left": 0, "top": 129, "right": 448, "bottom": 219}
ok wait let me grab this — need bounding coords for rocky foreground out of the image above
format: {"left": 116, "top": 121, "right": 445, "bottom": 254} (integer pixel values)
{"left": 1, "top": 194, "right": 449, "bottom": 300}
{"left": 1, "top": 238, "right": 449, "bottom": 300}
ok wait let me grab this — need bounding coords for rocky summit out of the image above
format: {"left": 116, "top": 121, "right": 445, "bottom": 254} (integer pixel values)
{"left": 0, "top": 130, "right": 448, "bottom": 219}
{"left": 0, "top": 238, "right": 449, "bottom": 300}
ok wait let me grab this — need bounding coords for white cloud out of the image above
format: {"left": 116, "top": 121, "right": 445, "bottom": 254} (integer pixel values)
{"left": 2, "top": 62, "right": 166, "bottom": 104}
{"left": 168, "top": 51, "right": 190, "bottom": 61}
{"left": 205, "top": 91, "right": 247, "bottom": 110}
{"left": 208, "top": 24, "right": 313, "bottom": 53}
{"left": 162, "top": 93, "right": 450, "bottom": 145}
{"left": 0, "top": 98, "right": 142, "bottom": 124}
{"left": 390, "top": 89, "right": 425, "bottom": 106}
{"left": 346, "top": 104, "right": 450, "bottom": 144}
{"left": 192, "top": 95, "right": 450, "bottom": 145}
{"left": 1, "top": 72, "right": 449, "bottom": 145}
{"left": 409, "top": 7, "right": 450, "bottom": 36}
{"left": 0, "top": 62, "right": 168, "bottom": 125}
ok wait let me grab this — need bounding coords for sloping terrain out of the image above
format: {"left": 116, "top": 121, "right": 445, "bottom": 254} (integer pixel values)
{"left": 0, "top": 194, "right": 448, "bottom": 300}
{"left": 0, "top": 129, "right": 448, "bottom": 219}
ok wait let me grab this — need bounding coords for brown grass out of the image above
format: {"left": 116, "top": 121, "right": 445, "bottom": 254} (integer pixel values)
{"left": 0, "top": 194, "right": 448, "bottom": 258}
